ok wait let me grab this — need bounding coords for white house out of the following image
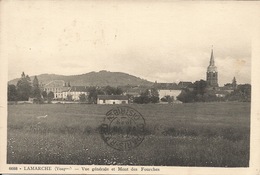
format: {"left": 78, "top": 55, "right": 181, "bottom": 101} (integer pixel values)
{"left": 215, "top": 90, "right": 230, "bottom": 98}
{"left": 158, "top": 89, "right": 182, "bottom": 101}
{"left": 97, "top": 95, "right": 129, "bottom": 104}
{"left": 62, "top": 86, "right": 89, "bottom": 101}
{"left": 43, "top": 80, "right": 70, "bottom": 99}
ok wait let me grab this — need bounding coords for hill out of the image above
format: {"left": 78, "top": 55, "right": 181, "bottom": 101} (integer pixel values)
{"left": 8, "top": 70, "right": 153, "bottom": 87}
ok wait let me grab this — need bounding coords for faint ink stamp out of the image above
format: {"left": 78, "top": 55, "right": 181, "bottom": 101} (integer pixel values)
{"left": 100, "top": 106, "right": 145, "bottom": 151}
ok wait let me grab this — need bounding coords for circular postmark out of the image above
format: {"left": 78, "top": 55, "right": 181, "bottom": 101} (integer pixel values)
{"left": 100, "top": 106, "right": 145, "bottom": 151}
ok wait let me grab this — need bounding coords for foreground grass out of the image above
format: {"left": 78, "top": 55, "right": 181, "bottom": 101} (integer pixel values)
{"left": 7, "top": 102, "right": 250, "bottom": 167}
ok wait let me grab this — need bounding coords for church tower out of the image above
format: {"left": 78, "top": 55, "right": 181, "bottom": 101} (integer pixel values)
{"left": 206, "top": 47, "right": 218, "bottom": 87}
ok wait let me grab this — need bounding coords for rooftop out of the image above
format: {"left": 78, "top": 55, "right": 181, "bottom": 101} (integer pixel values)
{"left": 68, "top": 86, "right": 89, "bottom": 92}
{"left": 97, "top": 95, "right": 129, "bottom": 100}
{"left": 44, "top": 80, "right": 65, "bottom": 87}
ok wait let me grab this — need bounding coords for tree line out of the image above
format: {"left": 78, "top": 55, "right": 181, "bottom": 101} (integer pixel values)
{"left": 8, "top": 72, "right": 160, "bottom": 104}
{"left": 177, "top": 80, "right": 251, "bottom": 103}
{"left": 9, "top": 72, "right": 249, "bottom": 104}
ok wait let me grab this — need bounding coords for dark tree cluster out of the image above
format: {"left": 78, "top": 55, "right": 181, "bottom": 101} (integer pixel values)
{"left": 225, "top": 84, "right": 251, "bottom": 102}
{"left": 177, "top": 80, "right": 251, "bottom": 103}
{"left": 177, "top": 80, "right": 209, "bottom": 103}
{"left": 177, "top": 80, "right": 224, "bottom": 103}
{"left": 16, "top": 72, "right": 32, "bottom": 101}
{"left": 133, "top": 88, "right": 159, "bottom": 104}
{"left": 8, "top": 84, "right": 18, "bottom": 101}
{"left": 87, "top": 87, "right": 104, "bottom": 104}
{"left": 103, "top": 86, "right": 123, "bottom": 96}
{"left": 8, "top": 72, "right": 46, "bottom": 103}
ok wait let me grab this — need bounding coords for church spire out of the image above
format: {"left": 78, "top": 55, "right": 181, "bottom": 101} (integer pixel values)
{"left": 206, "top": 46, "right": 218, "bottom": 88}
{"left": 209, "top": 46, "right": 215, "bottom": 66}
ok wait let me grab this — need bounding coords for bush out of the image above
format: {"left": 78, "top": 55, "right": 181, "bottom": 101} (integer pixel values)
{"left": 79, "top": 94, "right": 87, "bottom": 102}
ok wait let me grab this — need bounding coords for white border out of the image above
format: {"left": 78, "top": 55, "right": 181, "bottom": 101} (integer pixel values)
{"left": 1, "top": 1, "right": 260, "bottom": 174}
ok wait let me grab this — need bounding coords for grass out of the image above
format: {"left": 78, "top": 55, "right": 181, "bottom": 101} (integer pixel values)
{"left": 7, "top": 102, "right": 250, "bottom": 167}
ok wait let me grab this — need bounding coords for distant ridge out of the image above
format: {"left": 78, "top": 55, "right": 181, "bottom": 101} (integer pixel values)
{"left": 8, "top": 70, "right": 153, "bottom": 87}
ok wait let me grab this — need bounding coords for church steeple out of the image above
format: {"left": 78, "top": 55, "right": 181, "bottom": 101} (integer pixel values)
{"left": 206, "top": 46, "right": 218, "bottom": 88}
{"left": 209, "top": 48, "right": 215, "bottom": 66}
{"left": 207, "top": 46, "right": 217, "bottom": 73}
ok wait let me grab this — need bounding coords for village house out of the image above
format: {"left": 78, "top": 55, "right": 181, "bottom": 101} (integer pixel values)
{"left": 158, "top": 89, "right": 182, "bottom": 101}
{"left": 215, "top": 90, "right": 230, "bottom": 98}
{"left": 44, "top": 80, "right": 89, "bottom": 100}
{"left": 43, "top": 80, "right": 70, "bottom": 99}
{"left": 153, "top": 82, "right": 184, "bottom": 102}
{"left": 62, "top": 86, "right": 89, "bottom": 101}
{"left": 97, "top": 95, "right": 129, "bottom": 104}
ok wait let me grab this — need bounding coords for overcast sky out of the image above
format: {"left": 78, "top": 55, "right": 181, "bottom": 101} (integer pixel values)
{"left": 2, "top": 1, "right": 258, "bottom": 86}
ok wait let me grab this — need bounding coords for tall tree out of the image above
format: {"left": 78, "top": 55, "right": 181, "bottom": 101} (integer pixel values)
{"left": 21, "top": 72, "right": 25, "bottom": 78}
{"left": 16, "top": 72, "right": 32, "bottom": 101}
{"left": 193, "top": 80, "right": 207, "bottom": 95}
{"left": 115, "top": 87, "right": 123, "bottom": 95}
{"left": 33, "top": 76, "right": 39, "bottom": 88}
{"left": 177, "top": 89, "right": 195, "bottom": 103}
{"left": 8, "top": 84, "right": 18, "bottom": 101}
{"left": 32, "top": 76, "right": 42, "bottom": 100}
{"left": 47, "top": 91, "right": 54, "bottom": 103}
{"left": 232, "top": 77, "right": 237, "bottom": 89}
{"left": 88, "top": 87, "right": 105, "bottom": 104}
{"left": 150, "top": 88, "right": 159, "bottom": 103}
{"left": 79, "top": 94, "right": 87, "bottom": 102}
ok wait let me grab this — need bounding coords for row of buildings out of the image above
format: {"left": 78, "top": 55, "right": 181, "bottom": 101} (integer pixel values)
{"left": 43, "top": 80, "right": 138, "bottom": 104}
{"left": 43, "top": 80, "right": 89, "bottom": 100}
{"left": 42, "top": 79, "right": 186, "bottom": 104}
{"left": 42, "top": 48, "right": 236, "bottom": 104}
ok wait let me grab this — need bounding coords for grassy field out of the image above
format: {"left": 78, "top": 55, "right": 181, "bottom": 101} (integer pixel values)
{"left": 7, "top": 102, "right": 250, "bottom": 167}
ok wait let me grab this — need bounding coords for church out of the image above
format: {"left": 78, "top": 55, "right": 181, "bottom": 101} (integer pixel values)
{"left": 205, "top": 47, "right": 237, "bottom": 97}
{"left": 206, "top": 48, "right": 218, "bottom": 88}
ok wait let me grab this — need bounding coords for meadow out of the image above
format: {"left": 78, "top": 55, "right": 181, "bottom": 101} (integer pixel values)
{"left": 7, "top": 102, "right": 250, "bottom": 167}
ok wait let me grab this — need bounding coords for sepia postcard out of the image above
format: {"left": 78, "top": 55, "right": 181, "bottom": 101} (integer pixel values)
{"left": 0, "top": 0, "right": 260, "bottom": 174}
